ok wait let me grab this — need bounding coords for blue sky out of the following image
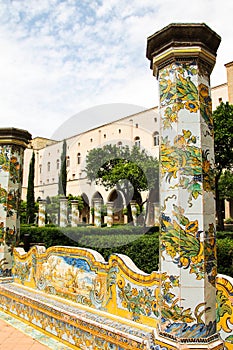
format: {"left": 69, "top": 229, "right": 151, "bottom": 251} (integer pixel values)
{"left": 0, "top": 0, "right": 232, "bottom": 139}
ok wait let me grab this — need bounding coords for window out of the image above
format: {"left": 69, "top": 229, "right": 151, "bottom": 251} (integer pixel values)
{"left": 39, "top": 164, "right": 42, "bottom": 174}
{"left": 66, "top": 156, "right": 70, "bottom": 167}
{"left": 117, "top": 141, "right": 122, "bottom": 148}
{"left": 56, "top": 159, "right": 60, "bottom": 170}
{"left": 47, "top": 162, "right": 50, "bottom": 172}
{"left": 134, "top": 136, "right": 140, "bottom": 148}
{"left": 219, "top": 97, "right": 222, "bottom": 103}
{"left": 90, "top": 138, "right": 93, "bottom": 142}
{"left": 119, "top": 129, "right": 121, "bottom": 134}
{"left": 104, "top": 134, "right": 106, "bottom": 138}
{"left": 77, "top": 153, "right": 81, "bottom": 165}
{"left": 135, "top": 123, "right": 138, "bottom": 128}
{"left": 154, "top": 117, "right": 157, "bottom": 123}
{"left": 153, "top": 131, "right": 159, "bottom": 146}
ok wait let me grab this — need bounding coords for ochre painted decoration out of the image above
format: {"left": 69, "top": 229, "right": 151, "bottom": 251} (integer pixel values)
{"left": 0, "top": 144, "right": 25, "bottom": 277}
{"left": 216, "top": 274, "right": 233, "bottom": 349}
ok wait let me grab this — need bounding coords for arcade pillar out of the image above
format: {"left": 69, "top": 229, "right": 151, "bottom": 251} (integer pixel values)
{"left": 147, "top": 23, "right": 223, "bottom": 348}
{"left": 0, "top": 128, "right": 31, "bottom": 280}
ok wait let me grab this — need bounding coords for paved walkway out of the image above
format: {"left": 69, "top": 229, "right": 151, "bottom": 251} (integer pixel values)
{"left": 0, "top": 318, "right": 49, "bottom": 350}
{"left": 0, "top": 311, "right": 72, "bottom": 350}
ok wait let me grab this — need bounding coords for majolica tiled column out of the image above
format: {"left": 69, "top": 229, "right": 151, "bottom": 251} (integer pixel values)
{"left": 0, "top": 128, "right": 31, "bottom": 280}
{"left": 106, "top": 201, "right": 114, "bottom": 227}
{"left": 38, "top": 200, "right": 46, "bottom": 227}
{"left": 153, "top": 202, "right": 160, "bottom": 226}
{"left": 94, "top": 199, "right": 102, "bottom": 227}
{"left": 147, "top": 24, "right": 223, "bottom": 348}
{"left": 71, "top": 200, "right": 79, "bottom": 227}
{"left": 130, "top": 200, "right": 137, "bottom": 226}
{"left": 59, "top": 197, "right": 68, "bottom": 227}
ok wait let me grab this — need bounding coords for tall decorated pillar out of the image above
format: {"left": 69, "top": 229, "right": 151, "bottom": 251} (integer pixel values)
{"left": 38, "top": 200, "right": 46, "bottom": 227}
{"left": 130, "top": 200, "right": 137, "bottom": 226}
{"left": 59, "top": 197, "right": 68, "bottom": 227}
{"left": 153, "top": 202, "right": 160, "bottom": 226}
{"left": 106, "top": 201, "right": 114, "bottom": 227}
{"left": 147, "top": 24, "right": 224, "bottom": 348}
{"left": 71, "top": 200, "right": 79, "bottom": 227}
{"left": 93, "top": 199, "right": 102, "bottom": 227}
{"left": 0, "top": 128, "right": 31, "bottom": 280}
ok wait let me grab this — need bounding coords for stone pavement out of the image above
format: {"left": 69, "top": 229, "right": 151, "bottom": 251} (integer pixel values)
{"left": 0, "top": 311, "right": 72, "bottom": 350}
{"left": 0, "top": 318, "right": 49, "bottom": 350}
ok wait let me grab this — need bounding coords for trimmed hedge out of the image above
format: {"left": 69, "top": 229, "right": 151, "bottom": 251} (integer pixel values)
{"left": 20, "top": 226, "right": 232, "bottom": 276}
{"left": 216, "top": 237, "right": 233, "bottom": 277}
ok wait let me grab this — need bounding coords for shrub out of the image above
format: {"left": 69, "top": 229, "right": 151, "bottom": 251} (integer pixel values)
{"left": 19, "top": 226, "right": 232, "bottom": 277}
{"left": 216, "top": 237, "right": 233, "bottom": 277}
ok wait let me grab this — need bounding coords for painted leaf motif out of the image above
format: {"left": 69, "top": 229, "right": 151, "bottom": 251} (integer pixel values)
{"left": 216, "top": 290, "right": 232, "bottom": 323}
{"left": 225, "top": 335, "right": 233, "bottom": 344}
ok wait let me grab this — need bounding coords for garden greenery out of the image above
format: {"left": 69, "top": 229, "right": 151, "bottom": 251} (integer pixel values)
{"left": 20, "top": 225, "right": 232, "bottom": 277}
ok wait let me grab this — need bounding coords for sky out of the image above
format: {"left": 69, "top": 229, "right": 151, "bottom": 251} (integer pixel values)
{"left": 0, "top": 0, "right": 233, "bottom": 140}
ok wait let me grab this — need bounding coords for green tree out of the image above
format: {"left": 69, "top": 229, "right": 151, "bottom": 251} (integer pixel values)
{"left": 67, "top": 194, "right": 85, "bottom": 212}
{"left": 26, "top": 152, "right": 35, "bottom": 224}
{"left": 85, "top": 144, "right": 159, "bottom": 224}
{"left": 218, "top": 170, "right": 233, "bottom": 218}
{"left": 46, "top": 195, "right": 60, "bottom": 224}
{"left": 20, "top": 200, "right": 27, "bottom": 224}
{"left": 58, "top": 140, "right": 67, "bottom": 196}
{"left": 213, "top": 102, "right": 233, "bottom": 230}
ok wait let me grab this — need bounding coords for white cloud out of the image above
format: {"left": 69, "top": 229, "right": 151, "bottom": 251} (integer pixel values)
{"left": 0, "top": 0, "right": 232, "bottom": 139}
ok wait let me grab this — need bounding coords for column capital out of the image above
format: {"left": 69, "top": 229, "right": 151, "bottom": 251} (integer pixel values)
{"left": 0, "top": 127, "right": 31, "bottom": 149}
{"left": 38, "top": 199, "right": 47, "bottom": 204}
{"left": 59, "top": 196, "right": 68, "bottom": 202}
{"left": 70, "top": 199, "right": 79, "bottom": 204}
{"left": 146, "top": 23, "right": 221, "bottom": 77}
{"left": 93, "top": 198, "right": 102, "bottom": 204}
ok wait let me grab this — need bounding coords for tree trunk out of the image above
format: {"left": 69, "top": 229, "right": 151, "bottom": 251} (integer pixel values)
{"left": 215, "top": 175, "right": 225, "bottom": 231}
{"left": 126, "top": 202, "right": 133, "bottom": 224}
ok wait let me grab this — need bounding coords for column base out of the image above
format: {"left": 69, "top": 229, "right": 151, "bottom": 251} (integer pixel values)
{"left": 0, "top": 276, "right": 13, "bottom": 284}
{"left": 152, "top": 328, "right": 224, "bottom": 350}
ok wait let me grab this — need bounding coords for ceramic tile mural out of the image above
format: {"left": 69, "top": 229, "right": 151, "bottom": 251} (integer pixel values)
{"left": 0, "top": 144, "right": 24, "bottom": 277}
{"left": 6, "top": 245, "right": 163, "bottom": 348}
{"left": 0, "top": 244, "right": 231, "bottom": 349}
{"left": 158, "top": 60, "right": 218, "bottom": 339}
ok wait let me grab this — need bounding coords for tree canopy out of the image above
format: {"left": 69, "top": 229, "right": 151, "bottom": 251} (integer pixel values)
{"left": 213, "top": 102, "right": 233, "bottom": 229}
{"left": 213, "top": 102, "right": 233, "bottom": 174}
{"left": 85, "top": 144, "right": 159, "bottom": 223}
{"left": 26, "top": 152, "right": 35, "bottom": 224}
{"left": 58, "top": 140, "right": 67, "bottom": 196}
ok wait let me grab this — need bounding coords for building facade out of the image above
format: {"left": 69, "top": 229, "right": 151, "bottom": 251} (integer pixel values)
{"left": 22, "top": 107, "right": 160, "bottom": 224}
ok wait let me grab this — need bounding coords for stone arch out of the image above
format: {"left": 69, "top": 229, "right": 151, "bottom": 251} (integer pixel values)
{"left": 145, "top": 188, "right": 160, "bottom": 226}
{"left": 91, "top": 191, "right": 104, "bottom": 206}
{"left": 91, "top": 191, "right": 104, "bottom": 225}
{"left": 80, "top": 193, "right": 90, "bottom": 224}
{"left": 107, "top": 189, "right": 124, "bottom": 224}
